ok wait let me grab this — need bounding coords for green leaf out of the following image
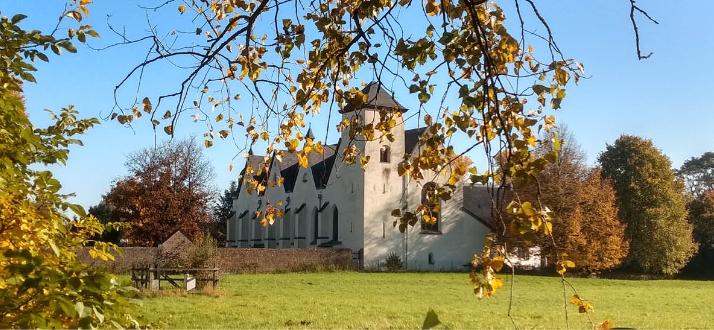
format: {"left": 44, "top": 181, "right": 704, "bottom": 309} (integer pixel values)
{"left": 11, "top": 14, "right": 27, "bottom": 24}
{"left": 68, "top": 203, "right": 86, "bottom": 217}
{"left": 36, "top": 52, "right": 49, "bottom": 62}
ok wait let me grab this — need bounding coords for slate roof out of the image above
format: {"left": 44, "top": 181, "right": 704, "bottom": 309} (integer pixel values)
{"left": 311, "top": 139, "right": 341, "bottom": 189}
{"left": 340, "top": 81, "right": 407, "bottom": 113}
{"left": 404, "top": 127, "right": 427, "bottom": 154}
{"left": 237, "top": 140, "right": 340, "bottom": 197}
{"left": 236, "top": 153, "right": 270, "bottom": 197}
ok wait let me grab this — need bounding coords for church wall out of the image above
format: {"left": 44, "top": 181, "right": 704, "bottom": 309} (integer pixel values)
{"left": 231, "top": 169, "right": 261, "bottom": 248}
{"left": 262, "top": 159, "right": 288, "bottom": 248}
{"left": 403, "top": 180, "right": 490, "bottom": 271}
{"left": 320, "top": 105, "right": 368, "bottom": 255}
{"left": 322, "top": 158, "right": 364, "bottom": 254}
{"left": 288, "top": 165, "right": 320, "bottom": 249}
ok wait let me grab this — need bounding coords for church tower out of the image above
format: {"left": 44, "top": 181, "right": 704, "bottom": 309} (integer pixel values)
{"left": 338, "top": 82, "right": 408, "bottom": 267}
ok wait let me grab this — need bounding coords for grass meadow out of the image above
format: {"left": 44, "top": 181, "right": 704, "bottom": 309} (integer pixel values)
{"left": 129, "top": 272, "right": 713, "bottom": 329}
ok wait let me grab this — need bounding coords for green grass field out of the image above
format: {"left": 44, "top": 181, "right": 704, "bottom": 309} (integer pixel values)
{"left": 132, "top": 272, "right": 713, "bottom": 329}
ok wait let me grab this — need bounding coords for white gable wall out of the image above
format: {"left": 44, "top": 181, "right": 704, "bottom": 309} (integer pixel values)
{"left": 289, "top": 164, "right": 319, "bottom": 248}
{"left": 323, "top": 157, "right": 365, "bottom": 253}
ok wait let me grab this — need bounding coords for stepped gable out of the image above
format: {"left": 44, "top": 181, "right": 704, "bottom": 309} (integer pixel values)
{"left": 340, "top": 81, "right": 407, "bottom": 113}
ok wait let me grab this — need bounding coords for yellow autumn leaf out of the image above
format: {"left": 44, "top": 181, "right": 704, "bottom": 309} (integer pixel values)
{"left": 360, "top": 155, "right": 370, "bottom": 170}
{"left": 597, "top": 320, "right": 613, "bottom": 330}
{"left": 297, "top": 152, "right": 308, "bottom": 168}
{"left": 490, "top": 256, "right": 505, "bottom": 272}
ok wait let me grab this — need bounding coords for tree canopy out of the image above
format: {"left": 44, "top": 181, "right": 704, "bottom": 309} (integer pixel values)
{"left": 599, "top": 135, "right": 696, "bottom": 275}
{"left": 689, "top": 191, "right": 714, "bottom": 251}
{"left": 679, "top": 152, "right": 714, "bottom": 197}
{"left": 103, "top": 138, "right": 215, "bottom": 246}
{"left": 211, "top": 181, "right": 240, "bottom": 245}
{"left": 504, "top": 129, "right": 628, "bottom": 273}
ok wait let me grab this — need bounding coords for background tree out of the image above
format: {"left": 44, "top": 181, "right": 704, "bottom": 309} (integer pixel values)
{"left": 0, "top": 10, "right": 139, "bottom": 328}
{"left": 678, "top": 152, "right": 714, "bottom": 197}
{"left": 599, "top": 135, "right": 696, "bottom": 275}
{"left": 209, "top": 181, "right": 240, "bottom": 245}
{"left": 103, "top": 138, "right": 215, "bottom": 246}
{"left": 87, "top": 201, "right": 123, "bottom": 244}
{"left": 682, "top": 191, "right": 714, "bottom": 277}
{"left": 689, "top": 191, "right": 714, "bottom": 251}
{"left": 505, "top": 129, "right": 628, "bottom": 272}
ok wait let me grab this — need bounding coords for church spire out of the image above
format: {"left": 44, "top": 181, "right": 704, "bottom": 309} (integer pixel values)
{"left": 339, "top": 81, "right": 407, "bottom": 114}
{"left": 306, "top": 125, "right": 315, "bottom": 140}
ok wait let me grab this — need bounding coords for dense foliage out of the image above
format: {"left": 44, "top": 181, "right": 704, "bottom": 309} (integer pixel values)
{"left": 0, "top": 10, "right": 139, "bottom": 328}
{"left": 599, "top": 135, "right": 696, "bottom": 275}
{"left": 102, "top": 138, "right": 215, "bottom": 246}
{"left": 688, "top": 191, "right": 714, "bottom": 252}
{"left": 87, "top": 201, "right": 122, "bottom": 244}
{"left": 505, "top": 130, "right": 628, "bottom": 272}
{"left": 210, "top": 181, "right": 240, "bottom": 245}
{"left": 679, "top": 152, "right": 714, "bottom": 197}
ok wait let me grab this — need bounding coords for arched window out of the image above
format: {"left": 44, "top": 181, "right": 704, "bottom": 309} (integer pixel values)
{"left": 380, "top": 145, "right": 390, "bottom": 163}
{"left": 421, "top": 182, "right": 440, "bottom": 232}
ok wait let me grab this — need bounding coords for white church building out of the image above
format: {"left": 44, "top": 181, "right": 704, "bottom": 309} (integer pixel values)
{"left": 226, "top": 82, "right": 495, "bottom": 271}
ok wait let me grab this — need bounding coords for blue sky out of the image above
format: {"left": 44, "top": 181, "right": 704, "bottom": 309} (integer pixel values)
{"left": 3, "top": 1, "right": 713, "bottom": 209}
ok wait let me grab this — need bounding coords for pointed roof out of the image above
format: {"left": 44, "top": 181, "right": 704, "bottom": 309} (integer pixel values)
{"left": 306, "top": 126, "right": 315, "bottom": 140}
{"left": 311, "top": 138, "right": 341, "bottom": 189}
{"left": 404, "top": 127, "right": 428, "bottom": 154}
{"left": 340, "top": 81, "right": 407, "bottom": 113}
{"left": 236, "top": 141, "right": 340, "bottom": 196}
{"left": 160, "top": 231, "right": 193, "bottom": 250}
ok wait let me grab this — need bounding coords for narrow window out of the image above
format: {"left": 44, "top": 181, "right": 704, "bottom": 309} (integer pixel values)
{"left": 380, "top": 145, "right": 390, "bottom": 163}
{"left": 302, "top": 173, "right": 308, "bottom": 182}
{"left": 428, "top": 252, "right": 435, "bottom": 265}
{"left": 421, "top": 182, "right": 440, "bottom": 232}
{"left": 332, "top": 207, "right": 339, "bottom": 241}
